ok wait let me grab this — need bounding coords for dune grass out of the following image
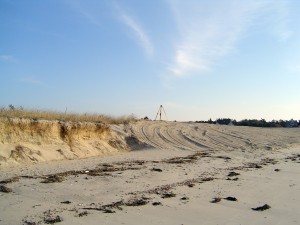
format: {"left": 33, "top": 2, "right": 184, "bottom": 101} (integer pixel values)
{"left": 0, "top": 107, "right": 136, "bottom": 124}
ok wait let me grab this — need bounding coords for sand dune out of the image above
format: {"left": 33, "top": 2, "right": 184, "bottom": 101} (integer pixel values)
{"left": 0, "top": 117, "right": 131, "bottom": 166}
{"left": 1, "top": 118, "right": 300, "bottom": 167}
{"left": 0, "top": 119, "right": 300, "bottom": 224}
{"left": 131, "top": 120, "right": 300, "bottom": 151}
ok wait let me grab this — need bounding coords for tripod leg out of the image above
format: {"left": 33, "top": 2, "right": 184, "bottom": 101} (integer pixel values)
{"left": 155, "top": 107, "right": 160, "bottom": 120}
{"left": 161, "top": 106, "right": 168, "bottom": 121}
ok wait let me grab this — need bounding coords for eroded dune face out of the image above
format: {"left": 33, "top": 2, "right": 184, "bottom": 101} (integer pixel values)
{"left": 1, "top": 118, "right": 300, "bottom": 166}
{"left": 0, "top": 118, "right": 128, "bottom": 166}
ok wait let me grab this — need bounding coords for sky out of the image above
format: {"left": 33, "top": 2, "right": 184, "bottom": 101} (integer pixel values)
{"left": 1, "top": 0, "right": 300, "bottom": 121}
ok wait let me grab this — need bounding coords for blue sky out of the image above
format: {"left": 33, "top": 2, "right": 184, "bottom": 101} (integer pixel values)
{"left": 1, "top": 0, "right": 300, "bottom": 121}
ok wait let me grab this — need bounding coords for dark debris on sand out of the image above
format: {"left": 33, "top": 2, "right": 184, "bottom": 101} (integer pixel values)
{"left": 83, "top": 197, "right": 149, "bottom": 214}
{"left": 82, "top": 206, "right": 116, "bottom": 214}
{"left": 2, "top": 152, "right": 213, "bottom": 188}
{"left": 226, "top": 177, "right": 239, "bottom": 181}
{"left": 102, "top": 200, "right": 124, "bottom": 211}
{"left": 161, "top": 192, "right": 176, "bottom": 198}
{"left": 0, "top": 185, "right": 13, "bottom": 193}
{"left": 210, "top": 197, "right": 221, "bottom": 203}
{"left": 147, "top": 177, "right": 214, "bottom": 198}
{"left": 180, "top": 196, "right": 189, "bottom": 201}
{"left": 224, "top": 196, "right": 237, "bottom": 201}
{"left": 261, "top": 158, "right": 278, "bottom": 165}
{"left": 60, "top": 201, "right": 71, "bottom": 204}
{"left": 41, "top": 175, "right": 64, "bottom": 183}
{"left": 164, "top": 152, "right": 210, "bottom": 164}
{"left": 42, "top": 210, "right": 63, "bottom": 224}
{"left": 245, "top": 163, "right": 263, "bottom": 169}
{"left": 78, "top": 211, "right": 88, "bottom": 217}
{"left": 152, "top": 202, "right": 162, "bottom": 206}
{"left": 44, "top": 215, "right": 63, "bottom": 224}
{"left": 285, "top": 154, "right": 300, "bottom": 162}
{"left": 23, "top": 220, "right": 39, "bottom": 225}
{"left": 251, "top": 204, "right": 271, "bottom": 211}
{"left": 125, "top": 198, "right": 148, "bottom": 206}
{"left": 38, "top": 162, "right": 144, "bottom": 183}
{"left": 151, "top": 168, "right": 163, "bottom": 172}
{"left": 215, "top": 156, "right": 231, "bottom": 160}
{"left": 0, "top": 176, "right": 20, "bottom": 184}
{"left": 227, "top": 171, "right": 240, "bottom": 177}
{"left": 201, "top": 177, "right": 214, "bottom": 182}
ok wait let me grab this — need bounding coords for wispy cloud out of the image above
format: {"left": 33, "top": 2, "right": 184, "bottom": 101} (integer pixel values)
{"left": 267, "top": 0, "right": 292, "bottom": 41}
{"left": 114, "top": 4, "right": 154, "bottom": 56}
{"left": 66, "top": 0, "right": 101, "bottom": 26}
{"left": 167, "top": 0, "right": 293, "bottom": 77}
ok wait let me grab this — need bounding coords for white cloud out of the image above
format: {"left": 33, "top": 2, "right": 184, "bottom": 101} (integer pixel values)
{"left": 167, "top": 0, "right": 293, "bottom": 77}
{"left": 115, "top": 4, "right": 154, "bottom": 56}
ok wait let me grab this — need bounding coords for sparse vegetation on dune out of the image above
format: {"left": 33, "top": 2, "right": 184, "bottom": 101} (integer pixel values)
{"left": 0, "top": 105, "right": 136, "bottom": 124}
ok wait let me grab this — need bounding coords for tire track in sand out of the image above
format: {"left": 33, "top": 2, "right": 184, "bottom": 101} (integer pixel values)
{"left": 130, "top": 120, "right": 300, "bottom": 152}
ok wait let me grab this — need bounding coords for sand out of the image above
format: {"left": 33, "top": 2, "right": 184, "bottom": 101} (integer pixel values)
{"left": 0, "top": 120, "right": 300, "bottom": 224}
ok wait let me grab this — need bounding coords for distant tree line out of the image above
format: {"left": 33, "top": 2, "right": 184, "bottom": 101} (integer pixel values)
{"left": 195, "top": 118, "right": 300, "bottom": 128}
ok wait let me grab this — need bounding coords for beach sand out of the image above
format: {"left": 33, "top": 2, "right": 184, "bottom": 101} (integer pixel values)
{"left": 0, "top": 120, "right": 300, "bottom": 224}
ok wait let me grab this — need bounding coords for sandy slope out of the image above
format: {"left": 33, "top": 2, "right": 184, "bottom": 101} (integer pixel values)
{"left": 131, "top": 120, "right": 300, "bottom": 151}
{"left": 0, "top": 120, "right": 300, "bottom": 225}
{"left": 0, "top": 118, "right": 132, "bottom": 167}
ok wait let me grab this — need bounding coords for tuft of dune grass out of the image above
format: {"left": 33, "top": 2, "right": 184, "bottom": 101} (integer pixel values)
{"left": 0, "top": 107, "right": 136, "bottom": 124}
